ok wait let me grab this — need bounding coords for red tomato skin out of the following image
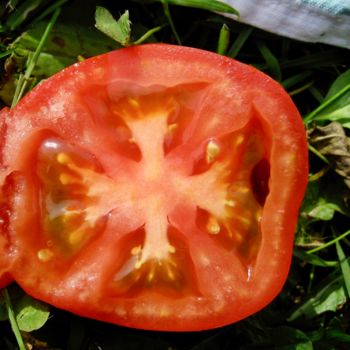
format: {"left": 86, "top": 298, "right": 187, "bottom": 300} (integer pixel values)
{"left": 0, "top": 44, "right": 308, "bottom": 331}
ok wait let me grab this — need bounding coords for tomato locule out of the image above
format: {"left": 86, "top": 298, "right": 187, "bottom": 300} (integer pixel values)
{"left": 0, "top": 44, "right": 308, "bottom": 331}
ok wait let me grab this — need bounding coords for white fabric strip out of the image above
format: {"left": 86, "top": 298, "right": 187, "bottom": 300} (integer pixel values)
{"left": 223, "top": 0, "right": 350, "bottom": 48}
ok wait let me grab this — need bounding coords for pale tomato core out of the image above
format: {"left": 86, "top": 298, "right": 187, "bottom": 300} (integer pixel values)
{"left": 36, "top": 85, "right": 267, "bottom": 298}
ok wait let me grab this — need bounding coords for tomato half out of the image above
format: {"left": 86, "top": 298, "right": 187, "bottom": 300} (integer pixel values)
{"left": 0, "top": 44, "right": 308, "bottom": 331}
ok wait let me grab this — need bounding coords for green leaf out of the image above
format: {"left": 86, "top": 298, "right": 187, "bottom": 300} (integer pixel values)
{"left": 304, "top": 69, "right": 350, "bottom": 125}
{"left": 335, "top": 240, "right": 350, "bottom": 298}
{"left": 300, "top": 180, "right": 349, "bottom": 222}
{"left": 307, "top": 202, "right": 339, "bottom": 221}
{"left": 14, "top": 294, "right": 50, "bottom": 332}
{"left": 325, "top": 69, "right": 350, "bottom": 100}
{"left": 288, "top": 276, "right": 346, "bottom": 321}
{"left": 217, "top": 23, "right": 230, "bottom": 55}
{"left": 95, "top": 7, "right": 131, "bottom": 46}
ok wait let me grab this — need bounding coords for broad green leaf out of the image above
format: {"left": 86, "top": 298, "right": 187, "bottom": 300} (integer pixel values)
{"left": 95, "top": 7, "right": 131, "bottom": 46}
{"left": 304, "top": 69, "right": 350, "bottom": 125}
{"left": 288, "top": 276, "right": 346, "bottom": 321}
{"left": 307, "top": 202, "right": 340, "bottom": 221}
{"left": 325, "top": 68, "right": 350, "bottom": 100}
{"left": 300, "top": 180, "right": 349, "bottom": 223}
{"left": 217, "top": 23, "right": 230, "bottom": 55}
{"left": 336, "top": 240, "right": 350, "bottom": 297}
{"left": 14, "top": 294, "right": 49, "bottom": 332}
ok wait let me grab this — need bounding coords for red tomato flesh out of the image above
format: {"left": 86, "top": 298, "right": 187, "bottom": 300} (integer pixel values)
{"left": 0, "top": 44, "right": 308, "bottom": 331}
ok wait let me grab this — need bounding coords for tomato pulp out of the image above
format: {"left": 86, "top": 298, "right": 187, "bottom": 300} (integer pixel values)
{"left": 0, "top": 44, "right": 308, "bottom": 331}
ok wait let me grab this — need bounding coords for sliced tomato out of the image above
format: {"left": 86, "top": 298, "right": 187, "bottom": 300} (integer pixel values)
{"left": 0, "top": 44, "right": 308, "bottom": 331}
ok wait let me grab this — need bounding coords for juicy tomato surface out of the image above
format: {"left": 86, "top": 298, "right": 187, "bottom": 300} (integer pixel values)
{"left": 0, "top": 44, "right": 308, "bottom": 331}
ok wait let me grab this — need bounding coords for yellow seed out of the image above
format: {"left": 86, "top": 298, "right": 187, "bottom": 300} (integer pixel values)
{"left": 235, "top": 134, "right": 245, "bottom": 146}
{"left": 128, "top": 98, "right": 140, "bottom": 108}
{"left": 147, "top": 266, "right": 155, "bottom": 283}
{"left": 68, "top": 230, "right": 85, "bottom": 245}
{"left": 166, "top": 266, "right": 175, "bottom": 280}
{"left": 159, "top": 308, "right": 170, "bottom": 317}
{"left": 225, "top": 199, "right": 236, "bottom": 208}
{"left": 240, "top": 216, "right": 251, "bottom": 226}
{"left": 207, "top": 216, "right": 220, "bottom": 235}
{"left": 131, "top": 245, "right": 142, "bottom": 255}
{"left": 59, "top": 173, "right": 75, "bottom": 185}
{"left": 167, "top": 123, "right": 178, "bottom": 133}
{"left": 206, "top": 140, "right": 220, "bottom": 163}
{"left": 134, "top": 260, "right": 143, "bottom": 269}
{"left": 128, "top": 137, "right": 136, "bottom": 144}
{"left": 239, "top": 187, "right": 250, "bottom": 193}
{"left": 37, "top": 249, "right": 54, "bottom": 262}
{"left": 168, "top": 244, "right": 176, "bottom": 253}
{"left": 57, "top": 153, "right": 71, "bottom": 165}
{"left": 235, "top": 232, "right": 244, "bottom": 243}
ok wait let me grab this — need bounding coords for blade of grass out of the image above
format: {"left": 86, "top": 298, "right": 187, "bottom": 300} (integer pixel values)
{"left": 282, "top": 71, "right": 312, "bottom": 90}
{"left": 256, "top": 40, "right": 281, "bottom": 81}
{"left": 7, "top": 0, "right": 20, "bottom": 11}
{"left": 0, "top": 49, "right": 13, "bottom": 59}
{"left": 33, "top": 0, "right": 69, "bottom": 23}
{"left": 335, "top": 240, "right": 350, "bottom": 298}
{"left": 11, "top": 7, "right": 60, "bottom": 108}
{"left": 308, "top": 144, "right": 330, "bottom": 165}
{"left": 133, "top": 25, "right": 164, "bottom": 45}
{"left": 161, "top": 0, "right": 181, "bottom": 44}
{"left": 281, "top": 50, "right": 347, "bottom": 70}
{"left": 2, "top": 289, "right": 26, "bottom": 350}
{"left": 5, "top": 0, "right": 44, "bottom": 30}
{"left": 289, "top": 81, "right": 314, "bottom": 96}
{"left": 307, "top": 228, "right": 350, "bottom": 254}
{"left": 293, "top": 248, "right": 337, "bottom": 267}
{"left": 308, "top": 85, "right": 324, "bottom": 104}
{"left": 217, "top": 23, "right": 229, "bottom": 55}
{"left": 156, "top": 0, "right": 239, "bottom": 15}
{"left": 227, "top": 27, "right": 253, "bottom": 58}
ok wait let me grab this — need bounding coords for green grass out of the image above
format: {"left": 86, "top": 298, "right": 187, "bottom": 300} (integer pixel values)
{"left": 1, "top": 0, "right": 350, "bottom": 349}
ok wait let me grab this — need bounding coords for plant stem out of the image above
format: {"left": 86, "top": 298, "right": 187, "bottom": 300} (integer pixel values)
{"left": 307, "top": 229, "right": 350, "bottom": 254}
